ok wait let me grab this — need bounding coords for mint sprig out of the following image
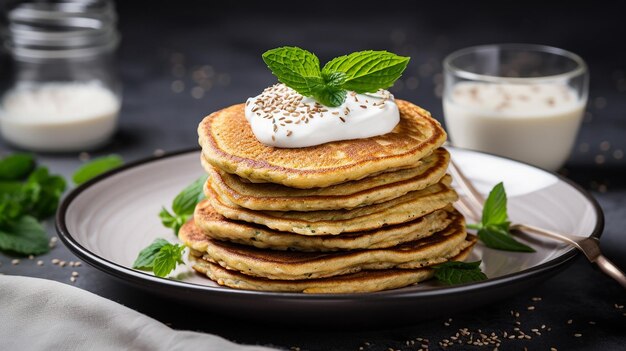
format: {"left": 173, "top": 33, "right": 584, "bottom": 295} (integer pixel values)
{"left": 262, "top": 47, "right": 409, "bottom": 107}
{"left": 0, "top": 152, "right": 66, "bottom": 255}
{"left": 133, "top": 238, "right": 185, "bottom": 278}
{"left": 159, "top": 175, "right": 208, "bottom": 236}
{"left": 433, "top": 260, "right": 487, "bottom": 285}
{"left": 471, "top": 183, "right": 535, "bottom": 252}
{"left": 0, "top": 153, "right": 35, "bottom": 180}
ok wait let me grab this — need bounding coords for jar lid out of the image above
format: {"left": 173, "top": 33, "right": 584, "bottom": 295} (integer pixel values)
{"left": 2, "top": 0, "right": 120, "bottom": 60}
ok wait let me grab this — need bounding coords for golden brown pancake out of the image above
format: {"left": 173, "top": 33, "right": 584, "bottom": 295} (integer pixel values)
{"left": 190, "top": 244, "right": 474, "bottom": 294}
{"left": 198, "top": 100, "right": 447, "bottom": 189}
{"left": 179, "top": 215, "right": 472, "bottom": 280}
{"left": 206, "top": 175, "right": 458, "bottom": 235}
{"left": 193, "top": 199, "right": 455, "bottom": 251}
{"left": 203, "top": 148, "right": 450, "bottom": 211}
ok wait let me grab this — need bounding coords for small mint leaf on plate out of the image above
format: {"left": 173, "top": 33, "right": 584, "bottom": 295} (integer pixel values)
{"left": 132, "top": 238, "right": 170, "bottom": 270}
{"left": 478, "top": 226, "right": 535, "bottom": 252}
{"left": 153, "top": 243, "right": 185, "bottom": 277}
{"left": 171, "top": 175, "right": 208, "bottom": 216}
{"left": 482, "top": 182, "right": 508, "bottom": 225}
{"left": 433, "top": 260, "right": 487, "bottom": 285}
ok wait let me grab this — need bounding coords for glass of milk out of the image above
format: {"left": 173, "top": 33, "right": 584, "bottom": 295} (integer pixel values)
{"left": 443, "top": 44, "right": 588, "bottom": 170}
{"left": 0, "top": 0, "right": 121, "bottom": 152}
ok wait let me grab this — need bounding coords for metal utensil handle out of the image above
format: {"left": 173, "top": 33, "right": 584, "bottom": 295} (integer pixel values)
{"left": 595, "top": 255, "right": 626, "bottom": 289}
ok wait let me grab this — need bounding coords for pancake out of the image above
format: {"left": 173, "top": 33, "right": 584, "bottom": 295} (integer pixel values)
{"left": 198, "top": 100, "right": 447, "bottom": 189}
{"left": 179, "top": 215, "right": 472, "bottom": 280}
{"left": 193, "top": 199, "right": 455, "bottom": 251}
{"left": 190, "top": 245, "right": 473, "bottom": 294}
{"left": 203, "top": 148, "right": 450, "bottom": 211}
{"left": 206, "top": 175, "right": 458, "bottom": 235}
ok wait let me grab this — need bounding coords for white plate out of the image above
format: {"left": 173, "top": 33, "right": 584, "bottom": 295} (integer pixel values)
{"left": 57, "top": 147, "right": 603, "bottom": 326}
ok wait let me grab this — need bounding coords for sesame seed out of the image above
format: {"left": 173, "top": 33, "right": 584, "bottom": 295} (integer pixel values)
{"left": 51, "top": 259, "right": 60, "bottom": 265}
{"left": 60, "top": 261, "right": 66, "bottom": 267}
{"left": 70, "top": 277, "right": 76, "bottom": 283}
{"left": 28, "top": 255, "right": 34, "bottom": 260}
{"left": 72, "top": 271, "right": 79, "bottom": 277}
{"left": 567, "top": 319, "right": 573, "bottom": 324}
{"left": 360, "top": 105, "right": 367, "bottom": 109}
{"left": 37, "top": 260, "right": 44, "bottom": 266}
{"left": 75, "top": 262, "right": 82, "bottom": 267}
{"left": 78, "top": 152, "right": 90, "bottom": 161}
{"left": 532, "top": 297, "right": 542, "bottom": 301}
{"left": 11, "top": 259, "right": 19, "bottom": 265}
{"left": 574, "top": 333, "right": 582, "bottom": 337}
{"left": 527, "top": 306, "right": 535, "bottom": 311}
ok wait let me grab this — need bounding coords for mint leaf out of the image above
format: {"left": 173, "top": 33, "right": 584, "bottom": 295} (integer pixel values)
{"left": 262, "top": 47, "right": 324, "bottom": 97}
{"left": 133, "top": 238, "right": 170, "bottom": 270}
{"left": 23, "top": 167, "right": 66, "bottom": 220}
{"left": 153, "top": 243, "right": 185, "bottom": 277}
{"left": 159, "top": 207, "right": 177, "bottom": 228}
{"left": 312, "top": 85, "right": 347, "bottom": 107}
{"left": 0, "top": 153, "right": 35, "bottom": 180}
{"left": 160, "top": 175, "right": 207, "bottom": 236}
{"left": 482, "top": 182, "right": 508, "bottom": 225}
{"left": 471, "top": 182, "right": 535, "bottom": 253}
{"left": 0, "top": 215, "right": 49, "bottom": 255}
{"left": 172, "top": 175, "right": 208, "bottom": 216}
{"left": 478, "top": 226, "right": 535, "bottom": 252}
{"left": 322, "top": 50, "right": 410, "bottom": 93}
{"left": 433, "top": 260, "right": 487, "bottom": 285}
{"left": 159, "top": 207, "right": 188, "bottom": 235}
{"left": 73, "top": 155, "right": 123, "bottom": 185}
{"left": 261, "top": 47, "right": 409, "bottom": 107}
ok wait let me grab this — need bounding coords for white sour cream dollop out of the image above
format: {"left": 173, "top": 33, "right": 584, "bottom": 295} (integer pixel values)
{"left": 244, "top": 84, "right": 399, "bottom": 148}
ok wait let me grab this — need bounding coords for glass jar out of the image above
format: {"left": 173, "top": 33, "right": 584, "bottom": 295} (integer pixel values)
{"left": 442, "top": 44, "right": 588, "bottom": 171}
{"left": 0, "top": 0, "right": 121, "bottom": 152}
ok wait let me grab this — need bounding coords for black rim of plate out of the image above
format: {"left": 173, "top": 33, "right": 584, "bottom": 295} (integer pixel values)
{"left": 56, "top": 147, "right": 605, "bottom": 302}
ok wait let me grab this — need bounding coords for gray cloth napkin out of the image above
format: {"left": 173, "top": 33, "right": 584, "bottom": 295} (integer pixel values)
{"left": 0, "top": 275, "right": 278, "bottom": 351}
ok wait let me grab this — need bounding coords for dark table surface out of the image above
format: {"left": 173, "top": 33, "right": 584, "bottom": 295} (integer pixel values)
{"left": 1, "top": 2, "right": 625, "bottom": 350}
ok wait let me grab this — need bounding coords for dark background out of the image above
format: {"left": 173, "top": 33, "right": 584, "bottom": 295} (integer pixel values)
{"left": 2, "top": 1, "right": 626, "bottom": 350}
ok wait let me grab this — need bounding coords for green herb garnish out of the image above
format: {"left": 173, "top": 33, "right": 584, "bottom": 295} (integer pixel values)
{"left": 159, "top": 175, "right": 208, "bottom": 236}
{"left": 469, "top": 183, "right": 535, "bottom": 252}
{"left": 0, "top": 153, "right": 35, "bottom": 180}
{"left": 72, "top": 155, "right": 124, "bottom": 185}
{"left": 133, "top": 238, "right": 185, "bottom": 277}
{"left": 433, "top": 260, "right": 487, "bottom": 285}
{"left": 0, "top": 216, "right": 49, "bottom": 255}
{"left": 0, "top": 153, "right": 66, "bottom": 255}
{"left": 262, "top": 47, "right": 410, "bottom": 107}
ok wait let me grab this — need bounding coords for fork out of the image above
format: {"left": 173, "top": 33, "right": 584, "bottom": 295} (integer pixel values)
{"left": 449, "top": 159, "right": 626, "bottom": 289}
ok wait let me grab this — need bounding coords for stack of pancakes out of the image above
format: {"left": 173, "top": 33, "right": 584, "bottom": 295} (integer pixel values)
{"left": 181, "top": 100, "right": 476, "bottom": 293}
